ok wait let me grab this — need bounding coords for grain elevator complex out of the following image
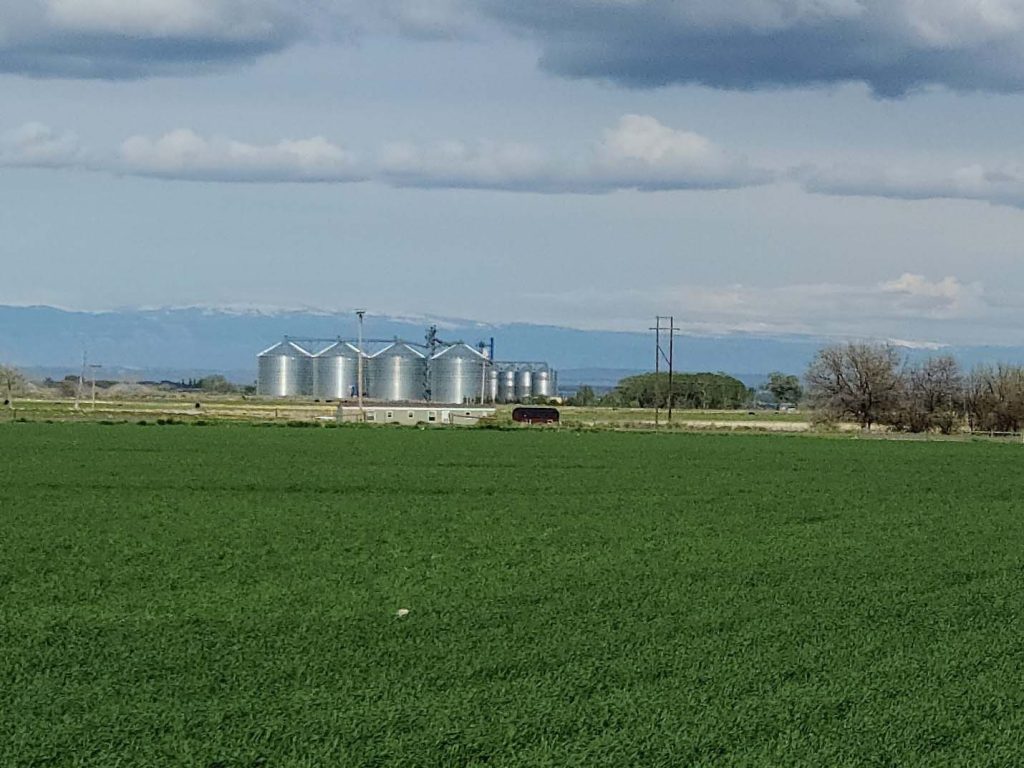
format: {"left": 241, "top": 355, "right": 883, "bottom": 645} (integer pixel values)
{"left": 256, "top": 325, "right": 557, "bottom": 404}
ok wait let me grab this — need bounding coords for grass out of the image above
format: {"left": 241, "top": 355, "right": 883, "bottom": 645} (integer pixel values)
{"left": 5, "top": 399, "right": 812, "bottom": 433}
{"left": 3, "top": 423, "right": 1024, "bottom": 766}
{"left": 557, "top": 406, "right": 809, "bottom": 426}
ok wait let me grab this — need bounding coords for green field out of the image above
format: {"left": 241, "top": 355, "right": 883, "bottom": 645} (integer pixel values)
{"left": 4, "top": 423, "right": 1024, "bottom": 766}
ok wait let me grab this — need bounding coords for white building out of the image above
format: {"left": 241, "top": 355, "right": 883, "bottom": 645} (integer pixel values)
{"left": 336, "top": 405, "right": 496, "bottom": 426}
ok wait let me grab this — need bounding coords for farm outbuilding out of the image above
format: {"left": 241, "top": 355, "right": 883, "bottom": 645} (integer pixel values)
{"left": 337, "top": 406, "right": 496, "bottom": 426}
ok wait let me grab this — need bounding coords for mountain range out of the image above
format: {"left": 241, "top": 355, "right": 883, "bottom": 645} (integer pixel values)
{"left": 3, "top": 305, "right": 1024, "bottom": 389}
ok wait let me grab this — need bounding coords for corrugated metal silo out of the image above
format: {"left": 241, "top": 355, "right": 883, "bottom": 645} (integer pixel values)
{"left": 430, "top": 344, "right": 488, "bottom": 404}
{"left": 257, "top": 340, "right": 314, "bottom": 397}
{"left": 497, "top": 368, "right": 517, "bottom": 403}
{"left": 313, "top": 342, "right": 362, "bottom": 399}
{"left": 531, "top": 366, "right": 554, "bottom": 399}
{"left": 367, "top": 342, "right": 427, "bottom": 402}
{"left": 515, "top": 368, "right": 534, "bottom": 401}
{"left": 488, "top": 368, "right": 499, "bottom": 403}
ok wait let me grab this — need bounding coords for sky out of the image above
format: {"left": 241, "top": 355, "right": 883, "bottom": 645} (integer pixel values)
{"left": 4, "top": 1, "right": 1024, "bottom": 344}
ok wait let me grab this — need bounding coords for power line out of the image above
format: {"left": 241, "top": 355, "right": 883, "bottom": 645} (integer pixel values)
{"left": 650, "top": 316, "right": 680, "bottom": 425}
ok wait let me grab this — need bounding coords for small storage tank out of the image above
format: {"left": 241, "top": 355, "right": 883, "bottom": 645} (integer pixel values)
{"left": 313, "top": 342, "right": 362, "bottom": 400}
{"left": 367, "top": 342, "right": 426, "bottom": 402}
{"left": 488, "top": 368, "right": 499, "bottom": 404}
{"left": 532, "top": 367, "right": 554, "bottom": 399}
{"left": 430, "top": 344, "right": 489, "bottom": 404}
{"left": 498, "top": 368, "right": 517, "bottom": 403}
{"left": 257, "top": 340, "right": 313, "bottom": 397}
{"left": 515, "top": 368, "right": 534, "bottom": 401}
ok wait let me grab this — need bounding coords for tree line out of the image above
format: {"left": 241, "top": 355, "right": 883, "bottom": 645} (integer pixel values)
{"left": 806, "top": 342, "right": 1024, "bottom": 433}
{"left": 574, "top": 372, "right": 750, "bottom": 409}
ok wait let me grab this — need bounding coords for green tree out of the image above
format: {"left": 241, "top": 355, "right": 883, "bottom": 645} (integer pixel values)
{"left": 767, "top": 372, "right": 803, "bottom": 404}
{"left": 568, "top": 385, "right": 597, "bottom": 406}
{"left": 613, "top": 372, "right": 748, "bottom": 409}
{"left": 197, "top": 375, "right": 237, "bottom": 394}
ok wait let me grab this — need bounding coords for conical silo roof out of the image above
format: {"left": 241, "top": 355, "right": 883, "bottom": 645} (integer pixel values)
{"left": 258, "top": 340, "right": 312, "bottom": 358}
{"left": 315, "top": 341, "right": 362, "bottom": 358}
{"left": 430, "top": 343, "right": 488, "bottom": 361}
{"left": 371, "top": 341, "right": 425, "bottom": 360}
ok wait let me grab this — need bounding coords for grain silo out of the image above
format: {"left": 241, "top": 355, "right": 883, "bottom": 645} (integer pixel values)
{"left": 497, "top": 367, "right": 517, "bottom": 403}
{"left": 487, "top": 368, "right": 499, "bottom": 404}
{"left": 367, "top": 342, "right": 426, "bottom": 402}
{"left": 531, "top": 366, "right": 555, "bottom": 399}
{"left": 313, "top": 341, "right": 362, "bottom": 400}
{"left": 257, "top": 340, "right": 314, "bottom": 397}
{"left": 430, "top": 344, "right": 489, "bottom": 404}
{"left": 514, "top": 367, "right": 533, "bottom": 401}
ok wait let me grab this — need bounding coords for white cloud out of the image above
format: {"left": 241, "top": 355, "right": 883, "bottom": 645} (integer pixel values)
{"left": 379, "top": 139, "right": 555, "bottom": 191}
{"left": 379, "top": 115, "right": 773, "bottom": 193}
{"left": 44, "top": 0, "right": 279, "bottom": 38}
{"left": 374, "top": 0, "right": 481, "bottom": 39}
{"left": 881, "top": 273, "right": 965, "bottom": 301}
{"left": 589, "top": 114, "right": 774, "bottom": 191}
{"left": 118, "top": 129, "right": 364, "bottom": 183}
{"left": 518, "top": 274, "right": 993, "bottom": 339}
{"left": 803, "top": 162, "right": 1024, "bottom": 208}
{"left": 0, "top": 122, "right": 83, "bottom": 168}
{"left": 10, "top": 116, "right": 1024, "bottom": 214}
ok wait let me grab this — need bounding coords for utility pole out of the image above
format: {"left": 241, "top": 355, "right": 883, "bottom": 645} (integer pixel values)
{"left": 651, "top": 318, "right": 661, "bottom": 427}
{"left": 74, "top": 351, "right": 86, "bottom": 410}
{"left": 651, "top": 316, "right": 679, "bottom": 426}
{"left": 356, "top": 310, "right": 366, "bottom": 421}
{"left": 89, "top": 363, "right": 102, "bottom": 411}
{"left": 667, "top": 316, "right": 676, "bottom": 423}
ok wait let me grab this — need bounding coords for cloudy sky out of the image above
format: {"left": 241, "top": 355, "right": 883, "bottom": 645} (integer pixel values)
{"left": 5, "top": 0, "right": 1024, "bottom": 344}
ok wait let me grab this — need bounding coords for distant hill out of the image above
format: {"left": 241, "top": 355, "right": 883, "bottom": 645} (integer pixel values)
{"left": 3, "top": 304, "right": 1024, "bottom": 386}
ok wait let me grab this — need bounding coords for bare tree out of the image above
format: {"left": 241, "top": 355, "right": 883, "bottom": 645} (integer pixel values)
{"left": 0, "top": 364, "right": 26, "bottom": 407}
{"left": 805, "top": 343, "right": 902, "bottom": 429}
{"left": 967, "top": 365, "right": 1024, "bottom": 433}
{"left": 893, "top": 356, "right": 963, "bottom": 434}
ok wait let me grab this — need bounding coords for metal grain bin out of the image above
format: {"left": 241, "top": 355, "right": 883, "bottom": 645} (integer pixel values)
{"left": 257, "top": 340, "right": 314, "bottom": 397}
{"left": 313, "top": 342, "right": 362, "bottom": 400}
{"left": 430, "top": 344, "right": 489, "bottom": 404}
{"left": 532, "top": 367, "right": 554, "bottom": 399}
{"left": 514, "top": 368, "right": 534, "bottom": 401}
{"left": 497, "top": 368, "right": 517, "bottom": 403}
{"left": 488, "top": 368, "right": 499, "bottom": 404}
{"left": 367, "top": 342, "right": 426, "bottom": 402}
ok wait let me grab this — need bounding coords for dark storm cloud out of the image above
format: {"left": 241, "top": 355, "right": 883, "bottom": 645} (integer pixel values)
{"left": 0, "top": 36, "right": 289, "bottom": 80}
{"left": 485, "top": 1, "right": 1024, "bottom": 97}
{"left": 0, "top": 0, "right": 325, "bottom": 79}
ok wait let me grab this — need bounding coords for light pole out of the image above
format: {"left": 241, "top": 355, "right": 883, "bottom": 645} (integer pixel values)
{"left": 356, "top": 310, "right": 366, "bottom": 421}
